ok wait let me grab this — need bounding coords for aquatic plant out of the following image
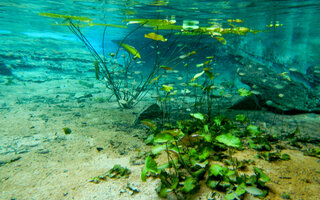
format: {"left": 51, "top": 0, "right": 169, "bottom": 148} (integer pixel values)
{"left": 141, "top": 113, "right": 272, "bottom": 199}
{"left": 89, "top": 164, "right": 131, "bottom": 184}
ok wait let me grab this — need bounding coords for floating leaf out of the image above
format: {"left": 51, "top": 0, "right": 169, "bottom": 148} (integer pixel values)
{"left": 145, "top": 32, "right": 167, "bottom": 42}
{"left": 216, "top": 133, "right": 241, "bottom": 148}
{"left": 39, "top": 13, "right": 92, "bottom": 22}
{"left": 191, "top": 71, "right": 205, "bottom": 82}
{"left": 117, "top": 42, "right": 141, "bottom": 59}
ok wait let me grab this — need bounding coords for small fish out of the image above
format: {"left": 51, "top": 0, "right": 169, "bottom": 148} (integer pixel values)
{"left": 160, "top": 65, "right": 173, "bottom": 70}
{"left": 179, "top": 51, "right": 196, "bottom": 59}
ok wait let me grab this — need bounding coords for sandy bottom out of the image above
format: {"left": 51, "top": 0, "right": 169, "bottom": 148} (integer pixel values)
{"left": 0, "top": 74, "right": 319, "bottom": 200}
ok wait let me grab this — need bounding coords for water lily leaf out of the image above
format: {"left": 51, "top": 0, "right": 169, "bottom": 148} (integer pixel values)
{"left": 216, "top": 133, "right": 241, "bottom": 148}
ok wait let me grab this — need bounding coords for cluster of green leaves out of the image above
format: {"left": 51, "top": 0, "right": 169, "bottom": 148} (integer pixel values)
{"left": 256, "top": 151, "right": 290, "bottom": 162}
{"left": 89, "top": 164, "right": 131, "bottom": 184}
{"left": 141, "top": 113, "right": 272, "bottom": 199}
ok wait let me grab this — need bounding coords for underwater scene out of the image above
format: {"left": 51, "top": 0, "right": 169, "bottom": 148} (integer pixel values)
{"left": 0, "top": 0, "right": 320, "bottom": 199}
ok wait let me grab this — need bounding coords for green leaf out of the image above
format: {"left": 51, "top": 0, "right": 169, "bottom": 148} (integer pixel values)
{"left": 152, "top": 144, "right": 167, "bottom": 154}
{"left": 141, "top": 119, "right": 157, "bottom": 130}
{"left": 144, "top": 134, "right": 154, "bottom": 144}
{"left": 145, "top": 156, "right": 160, "bottom": 174}
{"left": 188, "top": 82, "right": 203, "bottom": 87}
{"left": 225, "top": 192, "right": 238, "bottom": 200}
{"left": 205, "top": 71, "right": 215, "bottom": 80}
{"left": 156, "top": 183, "right": 170, "bottom": 198}
{"left": 207, "top": 179, "right": 219, "bottom": 189}
{"left": 190, "top": 113, "right": 205, "bottom": 121}
{"left": 208, "top": 164, "right": 225, "bottom": 177}
{"left": 238, "top": 88, "right": 252, "bottom": 97}
{"left": 181, "top": 177, "right": 198, "bottom": 193}
{"left": 216, "top": 133, "right": 241, "bottom": 148}
{"left": 235, "top": 114, "right": 248, "bottom": 123}
{"left": 161, "top": 84, "right": 174, "bottom": 92}
{"left": 253, "top": 167, "right": 271, "bottom": 182}
{"left": 141, "top": 167, "right": 147, "bottom": 182}
{"left": 154, "top": 133, "right": 174, "bottom": 143}
{"left": 235, "top": 183, "right": 246, "bottom": 196}
{"left": 199, "top": 146, "right": 211, "bottom": 160}
{"left": 245, "top": 186, "right": 266, "bottom": 196}
{"left": 191, "top": 71, "right": 205, "bottom": 82}
{"left": 247, "top": 125, "right": 261, "bottom": 136}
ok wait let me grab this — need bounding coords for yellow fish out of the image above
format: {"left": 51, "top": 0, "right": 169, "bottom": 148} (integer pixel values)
{"left": 144, "top": 32, "right": 167, "bottom": 42}
{"left": 117, "top": 42, "right": 141, "bottom": 59}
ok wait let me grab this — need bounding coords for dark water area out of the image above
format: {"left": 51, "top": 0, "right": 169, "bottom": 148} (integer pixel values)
{"left": 0, "top": 1, "right": 320, "bottom": 200}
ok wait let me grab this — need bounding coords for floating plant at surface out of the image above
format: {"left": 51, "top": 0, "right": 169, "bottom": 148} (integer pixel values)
{"left": 39, "top": 12, "right": 267, "bottom": 110}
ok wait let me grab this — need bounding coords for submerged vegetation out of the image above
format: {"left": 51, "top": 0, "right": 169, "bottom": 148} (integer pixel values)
{"left": 37, "top": 10, "right": 319, "bottom": 200}
{"left": 141, "top": 112, "right": 319, "bottom": 199}
{"left": 39, "top": 12, "right": 267, "bottom": 110}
